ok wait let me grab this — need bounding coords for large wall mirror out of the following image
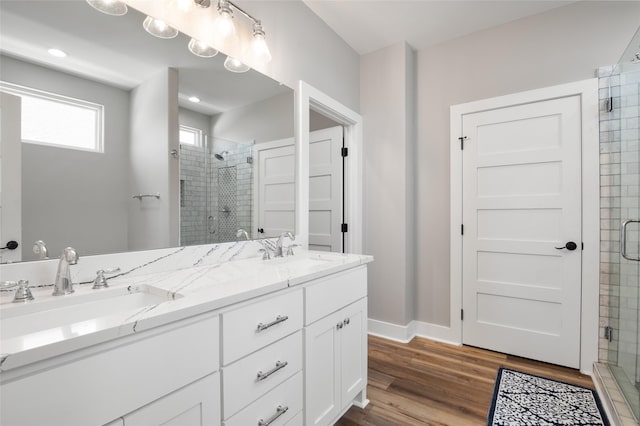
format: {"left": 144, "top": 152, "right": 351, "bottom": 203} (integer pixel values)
{"left": 0, "top": 0, "right": 296, "bottom": 263}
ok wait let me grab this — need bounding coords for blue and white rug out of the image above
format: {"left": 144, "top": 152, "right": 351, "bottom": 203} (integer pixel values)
{"left": 487, "top": 368, "right": 609, "bottom": 426}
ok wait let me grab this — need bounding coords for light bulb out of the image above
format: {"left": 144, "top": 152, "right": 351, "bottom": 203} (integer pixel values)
{"left": 143, "top": 16, "right": 178, "bottom": 39}
{"left": 224, "top": 56, "right": 250, "bottom": 73}
{"left": 188, "top": 38, "right": 218, "bottom": 58}
{"left": 250, "top": 21, "right": 272, "bottom": 64}
{"left": 212, "top": 0, "right": 236, "bottom": 42}
{"left": 48, "top": 48, "right": 67, "bottom": 58}
{"left": 86, "top": 0, "right": 128, "bottom": 16}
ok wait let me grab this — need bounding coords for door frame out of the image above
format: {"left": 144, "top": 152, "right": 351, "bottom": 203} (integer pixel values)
{"left": 450, "top": 79, "right": 599, "bottom": 374}
{"left": 296, "top": 81, "right": 363, "bottom": 253}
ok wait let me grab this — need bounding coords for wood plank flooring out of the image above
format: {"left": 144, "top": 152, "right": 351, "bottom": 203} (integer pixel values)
{"left": 336, "top": 335, "right": 594, "bottom": 426}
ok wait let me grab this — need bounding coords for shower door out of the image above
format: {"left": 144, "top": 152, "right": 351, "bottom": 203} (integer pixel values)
{"left": 603, "top": 55, "right": 640, "bottom": 418}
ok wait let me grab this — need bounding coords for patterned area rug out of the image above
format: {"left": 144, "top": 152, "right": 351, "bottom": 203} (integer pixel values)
{"left": 487, "top": 368, "right": 609, "bottom": 426}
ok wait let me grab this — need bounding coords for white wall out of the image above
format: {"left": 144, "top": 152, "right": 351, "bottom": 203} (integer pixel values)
{"left": 128, "top": 68, "right": 179, "bottom": 250}
{"left": 361, "top": 43, "right": 416, "bottom": 325}
{"left": 414, "top": 1, "right": 640, "bottom": 326}
{"left": 0, "top": 55, "right": 130, "bottom": 260}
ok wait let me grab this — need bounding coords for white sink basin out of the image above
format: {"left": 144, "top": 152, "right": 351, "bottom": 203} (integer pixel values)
{"left": 1, "top": 285, "right": 182, "bottom": 340}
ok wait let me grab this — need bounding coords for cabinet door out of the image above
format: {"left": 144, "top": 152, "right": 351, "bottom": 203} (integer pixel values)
{"left": 124, "top": 373, "right": 220, "bottom": 426}
{"left": 304, "top": 311, "right": 342, "bottom": 426}
{"left": 339, "top": 298, "right": 368, "bottom": 408}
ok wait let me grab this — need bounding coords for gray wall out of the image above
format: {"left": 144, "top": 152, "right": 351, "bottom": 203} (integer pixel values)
{"left": 0, "top": 55, "right": 130, "bottom": 260}
{"left": 128, "top": 68, "right": 179, "bottom": 250}
{"left": 212, "top": 92, "right": 294, "bottom": 144}
{"left": 361, "top": 43, "right": 416, "bottom": 325}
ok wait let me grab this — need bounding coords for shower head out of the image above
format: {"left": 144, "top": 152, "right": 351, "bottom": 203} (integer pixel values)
{"left": 214, "top": 151, "right": 228, "bottom": 161}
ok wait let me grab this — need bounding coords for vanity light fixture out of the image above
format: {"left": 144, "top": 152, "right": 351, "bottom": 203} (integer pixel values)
{"left": 47, "top": 48, "right": 67, "bottom": 58}
{"left": 188, "top": 38, "right": 219, "bottom": 58}
{"left": 86, "top": 0, "right": 128, "bottom": 16}
{"left": 188, "top": 96, "right": 201, "bottom": 103}
{"left": 143, "top": 16, "right": 178, "bottom": 39}
{"left": 224, "top": 56, "right": 250, "bottom": 73}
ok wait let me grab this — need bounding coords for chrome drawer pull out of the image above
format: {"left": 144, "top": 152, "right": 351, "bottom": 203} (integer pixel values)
{"left": 256, "top": 360, "right": 288, "bottom": 382}
{"left": 258, "top": 405, "right": 288, "bottom": 426}
{"left": 257, "top": 315, "right": 289, "bottom": 332}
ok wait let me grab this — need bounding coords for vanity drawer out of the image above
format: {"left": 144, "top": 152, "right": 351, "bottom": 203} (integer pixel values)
{"left": 284, "top": 410, "right": 303, "bottom": 425}
{"left": 222, "top": 289, "right": 303, "bottom": 364}
{"left": 222, "top": 331, "right": 302, "bottom": 418}
{"left": 305, "top": 266, "right": 367, "bottom": 325}
{"left": 224, "top": 371, "right": 302, "bottom": 426}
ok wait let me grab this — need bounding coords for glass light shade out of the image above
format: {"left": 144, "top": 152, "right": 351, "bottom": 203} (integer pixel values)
{"left": 188, "top": 38, "right": 218, "bottom": 58}
{"left": 86, "top": 0, "right": 128, "bottom": 16}
{"left": 177, "top": 0, "right": 193, "bottom": 12}
{"left": 224, "top": 56, "right": 250, "bottom": 73}
{"left": 251, "top": 35, "right": 272, "bottom": 64}
{"left": 213, "top": 10, "right": 236, "bottom": 40}
{"left": 143, "top": 16, "right": 178, "bottom": 39}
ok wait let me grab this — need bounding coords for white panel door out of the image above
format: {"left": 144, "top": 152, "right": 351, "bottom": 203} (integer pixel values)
{"left": 254, "top": 138, "right": 295, "bottom": 238}
{"left": 0, "top": 93, "right": 22, "bottom": 263}
{"left": 462, "top": 95, "right": 582, "bottom": 368}
{"left": 309, "top": 126, "right": 343, "bottom": 252}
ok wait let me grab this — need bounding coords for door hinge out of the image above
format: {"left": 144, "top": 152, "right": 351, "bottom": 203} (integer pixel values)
{"left": 461, "top": 309, "right": 464, "bottom": 321}
{"left": 341, "top": 147, "right": 348, "bottom": 157}
{"left": 461, "top": 224, "right": 464, "bottom": 235}
{"left": 582, "top": 242, "right": 584, "bottom": 250}
{"left": 604, "top": 326, "right": 613, "bottom": 342}
{"left": 341, "top": 223, "right": 348, "bottom": 233}
{"left": 458, "top": 136, "right": 467, "bottom": 150}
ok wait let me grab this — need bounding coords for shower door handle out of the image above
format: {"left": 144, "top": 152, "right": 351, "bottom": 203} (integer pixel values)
{"left": 621, "top": 219, "right": 640, "bottom": 261}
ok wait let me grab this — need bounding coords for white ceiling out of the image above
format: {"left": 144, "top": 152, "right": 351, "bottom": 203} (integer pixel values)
{"left": 303, "top": 0, "right": 576, "bottom": 55}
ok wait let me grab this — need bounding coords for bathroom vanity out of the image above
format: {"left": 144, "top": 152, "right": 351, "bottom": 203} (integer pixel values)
{"left": 0, "top": 245, "right": 371, "bottom": 426}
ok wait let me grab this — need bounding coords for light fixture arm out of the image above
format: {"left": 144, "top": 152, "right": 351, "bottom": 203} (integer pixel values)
{"left": 193, "top": 0, "right": 260, "bottom": 25}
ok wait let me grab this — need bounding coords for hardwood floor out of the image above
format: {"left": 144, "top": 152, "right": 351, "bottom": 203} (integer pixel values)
{"left": 336, "top": 335, "right": 594, "bottom": 426}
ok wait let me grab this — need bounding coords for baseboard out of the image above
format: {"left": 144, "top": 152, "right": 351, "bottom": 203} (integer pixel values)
{"left": 367, "top": 318, "right": 414, "bottom": 343}
{"left": 367, "top": 319, "right": 461, "bottom": 346}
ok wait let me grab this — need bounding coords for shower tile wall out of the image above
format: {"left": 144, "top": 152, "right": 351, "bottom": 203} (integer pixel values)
{"left": 598, "top": 65, "right": 640, "bottom": 383}
{"left": 209, "top": 144, "right": 253, "bottom": 242}
{"left": 180, "top": 144, "right": 208, "bottom": 246}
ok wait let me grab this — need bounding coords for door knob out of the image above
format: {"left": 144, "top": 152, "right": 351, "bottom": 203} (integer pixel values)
{"left": 555, "top": 241, "right": 577, "bottom": 251}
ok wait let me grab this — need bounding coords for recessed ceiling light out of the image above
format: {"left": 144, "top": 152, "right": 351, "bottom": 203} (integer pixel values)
{"left": 48, "top": 48, "right": 67, "bottom": 58}
{"left": 188, "top": 96, "right": 201, "bottom": 103}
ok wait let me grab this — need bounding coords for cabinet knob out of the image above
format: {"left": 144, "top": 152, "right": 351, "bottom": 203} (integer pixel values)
{"left": 336, "top": 322, "right": 343, "bottom": 330}
{"left": 344, "top": 318, "right": 350, "bottom": 326}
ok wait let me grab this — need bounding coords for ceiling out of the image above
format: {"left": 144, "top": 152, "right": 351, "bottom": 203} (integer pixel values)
{"left": 302, "top": 0, "right": 576, "bottom": 55}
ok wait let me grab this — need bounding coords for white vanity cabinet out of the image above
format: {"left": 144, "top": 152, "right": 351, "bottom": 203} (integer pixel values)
{"left": 304, "top": 267, "right": 368, "bottom": 426}
{"left": 121, "top": 372, "right": 220, "bottom": 426}
{"left": 0, "top": 314, "right": 220, "bottom": 426}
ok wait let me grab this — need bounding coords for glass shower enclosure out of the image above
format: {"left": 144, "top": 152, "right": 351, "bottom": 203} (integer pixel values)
{"left": 600, "top": 25, "right": 640, "bottom": 420}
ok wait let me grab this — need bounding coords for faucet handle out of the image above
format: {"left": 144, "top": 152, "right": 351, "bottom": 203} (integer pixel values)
{"left": 92, "top": 267, "right": 121, "bottom": 289}
{"left": 286, "top": 244, "right": 300, "bottom": 256}
{"left": 1, "top": 280, "right": 34, "bottom": 303}
{"left": 258, "top": 248, "right": 271, "bottom": 261}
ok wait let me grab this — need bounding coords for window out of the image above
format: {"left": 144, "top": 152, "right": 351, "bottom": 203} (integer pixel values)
{"left": 0, "top": 81, "right": 104, "bottom": 153}
{"left": 179, "top": 125, "right": 202, "bottom": 147}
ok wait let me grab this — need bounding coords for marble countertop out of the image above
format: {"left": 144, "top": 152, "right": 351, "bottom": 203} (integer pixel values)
{"left": 0, "top": 247, "right": 372, "bottom": 372}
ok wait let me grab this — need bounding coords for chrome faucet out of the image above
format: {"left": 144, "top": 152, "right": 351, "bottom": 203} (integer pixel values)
{"left": 33, "top": 240, "right": 48, "bottom": 259}
{"left": 52, "top": 247, "right": 78, "bottom": 296}
{"left": 236, "top": 228, "right": 250, "bottom": 241}
{"left": 275, "top": 232, "right": 295, "bottom": 258}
